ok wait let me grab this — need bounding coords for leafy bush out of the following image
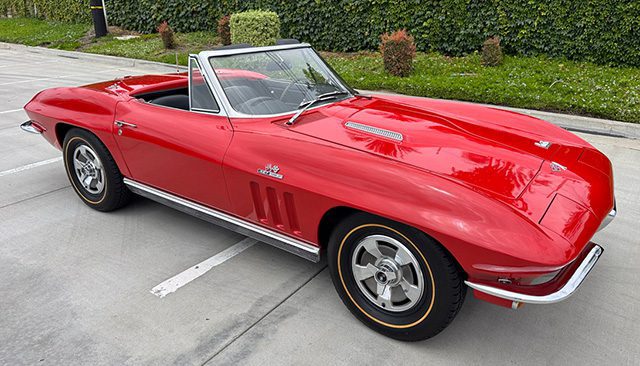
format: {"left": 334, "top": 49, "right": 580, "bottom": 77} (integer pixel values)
{"left": 481, "top": 36, "right": 502, "bottom": 66}
{"left": 217, "top": 15, "right": 231, "bottom": 45}
{"left": 3, "top": 0, "right": 640, "bottom": 67}
{"left": 230, "top": 10, "right": 279, "bottom": 47}
{"left": 158, "top": 21, "right": 176, "bottom": 49}
{"left": 380, "top": 30, "right": 416, "bottom": 77}
{"left": 0, "top": 0, "right": 89, "bottom": 23}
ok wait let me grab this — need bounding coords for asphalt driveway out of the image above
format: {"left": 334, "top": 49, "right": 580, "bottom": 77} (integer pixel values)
{"left": 1, "top": 44, "right": 639, "bottom": 365}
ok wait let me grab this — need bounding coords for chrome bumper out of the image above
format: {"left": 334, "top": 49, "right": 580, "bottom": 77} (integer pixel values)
{"left": 598, "top": 200, "right": 617, "bottom": 231}
{"left": 465, "top": 244, "right": 603, "bottom": 305}
{"left": 20, "top": 120, "right": 42, "bottom": 134}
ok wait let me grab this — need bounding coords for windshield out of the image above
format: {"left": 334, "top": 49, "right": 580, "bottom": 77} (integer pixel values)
{"left": 209, "top": 47, "right": 351, "bottom": 115}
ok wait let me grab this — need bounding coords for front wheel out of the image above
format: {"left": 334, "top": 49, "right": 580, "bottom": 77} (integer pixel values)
{"left": 327, "top": 213, "right": 466, "bottom": 341}
{"left": 63, "top": 128, "right": 131, "bottom": 212}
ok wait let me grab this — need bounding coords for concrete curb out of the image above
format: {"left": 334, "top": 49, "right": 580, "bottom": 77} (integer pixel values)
{"left": 362, "top": 90, "right": 640, "bottom": 140}
{"left": 0, "top": 42, "right": 187, "bottom": 73}
{"left": 2, "top": 42, "right": 638, "bottom": 139}
{"left": 486, "top": 105, "right": 640, "bottom": 140}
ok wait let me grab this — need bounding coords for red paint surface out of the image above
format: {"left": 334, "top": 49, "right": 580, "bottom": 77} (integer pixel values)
{"left": 24, "top": 73, "right": 615, "bottom": 300}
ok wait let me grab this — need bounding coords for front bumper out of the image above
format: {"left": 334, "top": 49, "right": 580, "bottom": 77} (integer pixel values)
{"left": 465, "top": 244, "right": 603, "bottom": 307}
{"left": 598, "top": 200, "right": 617, "bottom": 231}
{"left": 20, "top": 120, "right": 44, "bottom": 134}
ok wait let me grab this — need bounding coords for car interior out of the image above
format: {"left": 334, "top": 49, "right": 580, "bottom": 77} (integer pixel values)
{"left": 133, "top": 77, "right": 326, "bottom": 115}
{"left": 133, "top": 40, "right": 344, "bottom": 115}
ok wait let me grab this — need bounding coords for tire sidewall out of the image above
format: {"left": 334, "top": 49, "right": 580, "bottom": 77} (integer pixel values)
{"left": 64, "top": 133, "right": 109, "bottom": 206}
{"left": 328, "top": 213, "right": 462, "bottom": 340}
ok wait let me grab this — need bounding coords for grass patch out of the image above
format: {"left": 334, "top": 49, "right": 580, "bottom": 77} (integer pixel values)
{"left": 0, "top": 17, "right": 88, "bottom": 50}
{"left": 83, "top": 32, "right": 219, "bottom": 66}
{"left": 1, "top": 17, "right": 638, "bottom": 122}
{"left": 324, "top": 52, "right": 640, "bottom": 123}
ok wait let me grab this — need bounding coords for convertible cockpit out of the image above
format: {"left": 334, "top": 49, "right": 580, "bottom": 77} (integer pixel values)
{"left": 134, "top": 41, "right": 352, "bottom": 116}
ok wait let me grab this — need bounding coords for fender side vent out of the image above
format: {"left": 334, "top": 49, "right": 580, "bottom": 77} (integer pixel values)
{"left": 283, "top": 192, "right": 301, "bottom": 235}
{"left": 345, "top": 121, "right": 403, "bottom": 142}
{"left": 250, "top": 181, "right": 267, "bottom": 224}
{"left": 266, "top": 187, "right": 285, "bottom": 231}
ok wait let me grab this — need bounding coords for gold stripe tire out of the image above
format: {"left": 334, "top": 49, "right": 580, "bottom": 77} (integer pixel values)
{"left": 63, "top": 128, "right": 132, "bottom": 212}
{"left": 327, "top": 212, "right": 466, "bottom": 341}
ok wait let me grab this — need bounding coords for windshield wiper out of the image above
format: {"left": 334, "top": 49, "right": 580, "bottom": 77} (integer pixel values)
{"left": 286, "top": 91, "right": 349, "bottom": 126}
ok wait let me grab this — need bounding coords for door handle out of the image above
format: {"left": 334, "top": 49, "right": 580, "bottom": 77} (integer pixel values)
{"left": 115, "top": 120, "right": 137, "bottom": 128}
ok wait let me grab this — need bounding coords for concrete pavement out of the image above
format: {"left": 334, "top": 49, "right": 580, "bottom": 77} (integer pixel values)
{"left": 0, "top": 45, "right": 639, "bottom": 365}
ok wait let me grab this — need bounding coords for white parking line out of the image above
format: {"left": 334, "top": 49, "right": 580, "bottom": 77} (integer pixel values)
{"left": 150, "top": 237, "right": 257, "bottom": 298}
{"left": 0, "top": 59, "right": 58, "bottom": 69}
{"left": 0, "top": 67, "right": 123, "bottom": 86}
{"left": 0, "top": 108, "right": 24, "bottom": 114}
{"left": 0, "top": 157, "right": 62, "bottom": 177}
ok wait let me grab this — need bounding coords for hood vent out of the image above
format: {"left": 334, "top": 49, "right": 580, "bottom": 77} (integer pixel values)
{"left": 345, "top": 121, "right": 403, "bottom": 142}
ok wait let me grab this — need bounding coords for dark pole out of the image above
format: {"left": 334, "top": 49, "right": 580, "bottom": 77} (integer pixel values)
{"left": 90, "top": 0, "right": 108, "bottom": 38}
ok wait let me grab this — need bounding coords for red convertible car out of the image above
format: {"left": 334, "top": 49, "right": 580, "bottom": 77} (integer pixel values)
{"left": 21, "top": 41, "right": 616, "bottom": 341}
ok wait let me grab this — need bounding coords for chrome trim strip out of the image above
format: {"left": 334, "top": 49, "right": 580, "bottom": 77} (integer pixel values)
{"left": 598, "top": 200, "right": 616, "bottom": 231}
{"left": 200, "top": 43, "right": 311, "bottom": 57}
{"left": 20, "top": 120, "right": 42, "bottom": 134}
{"left": 465, "top": 245, "right": 603, "bottom": 304}
{"left": 345, "top": 121, "right": 403, "bottom": 142}
{"left": 187, "top": 55, "right": 222, "bottom": 115}
{"left": 123, "top": 178, "right": 320, "bottom": 262}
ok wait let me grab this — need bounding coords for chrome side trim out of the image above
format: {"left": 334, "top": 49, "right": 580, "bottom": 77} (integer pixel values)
{"left": 465, "top": 245, "right": 603, "bottom": 304}
{"left": 123, "top": 178, "right": 320, "bottom": 262}
{"left": 598, "top": 200, "right": 616, "bottom": 231}
{"left": 20, "top": 120, "right": 42, "bottom": 134}
{"left": 345, "top": 121, "right": 403, "bottom": 142}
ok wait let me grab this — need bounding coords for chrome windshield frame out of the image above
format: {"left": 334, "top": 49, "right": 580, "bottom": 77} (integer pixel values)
{"left": 196, "top": 43, "right": 354, "bottom": 119}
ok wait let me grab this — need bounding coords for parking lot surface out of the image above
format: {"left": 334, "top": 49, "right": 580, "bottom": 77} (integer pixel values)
{"left": 1, "top": 45, "right": 639, "bottom": 365}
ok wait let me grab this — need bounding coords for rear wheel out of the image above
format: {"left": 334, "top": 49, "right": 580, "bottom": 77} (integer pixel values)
{"left": 328, "top": 212, "right": 466, "bottom": 341}
{"left": 63, "top": 128, "right": 131, "bottom": 212}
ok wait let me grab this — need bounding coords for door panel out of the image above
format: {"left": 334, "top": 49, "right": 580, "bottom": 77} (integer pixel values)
{"left": 113, "top": 99, "right": 233, "bottom": 211}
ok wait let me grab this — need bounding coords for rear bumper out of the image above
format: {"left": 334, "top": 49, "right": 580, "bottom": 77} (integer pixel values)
{"left": 465, "top": 244, "right": 603, "bottom": 306}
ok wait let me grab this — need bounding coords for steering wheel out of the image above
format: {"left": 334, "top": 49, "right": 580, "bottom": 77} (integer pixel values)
{"left": 279, "top": 81, "right": 298, "bottom": 103}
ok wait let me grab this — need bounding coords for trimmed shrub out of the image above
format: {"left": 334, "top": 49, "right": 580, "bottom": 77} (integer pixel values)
{"left": 230, "top": 10, "right": 279, "bottom": 47}
{"left": 481, "top": 36, "right": 503, "bottom": 66}
{"left": 380, "top": 30, "right": 416, "bottom": 77}
{"left": 217, "top": 15, "right": 231, "bottom": 45}
{"left": 158, "top": 21, "right": 176, "bottom": 49}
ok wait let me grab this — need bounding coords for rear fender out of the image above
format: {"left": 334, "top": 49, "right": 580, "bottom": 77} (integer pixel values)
{"left": 24, "top": 87, "right": 131, "bottom": 176}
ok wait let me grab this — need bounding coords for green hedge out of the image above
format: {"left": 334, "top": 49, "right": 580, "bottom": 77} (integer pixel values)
{"left": 0, "top": 0, "right": 89, "bottom": 23}
{"left": 3, "top": 0, "right": 639, "bottom": 67}
{"left": 230, "top": 10, "right": 279, "bottom": 47}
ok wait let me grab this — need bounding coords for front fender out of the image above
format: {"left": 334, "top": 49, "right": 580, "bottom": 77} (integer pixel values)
{"left": 223, "top": 122, "right": 570, "bottom": 280}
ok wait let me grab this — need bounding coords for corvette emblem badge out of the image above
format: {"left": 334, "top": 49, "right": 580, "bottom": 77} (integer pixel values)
{"left": 258, "top": 164, "right": 283, "bottom": 179}
{"left": 550, "top": 161, "right": 567, "bottom": 172}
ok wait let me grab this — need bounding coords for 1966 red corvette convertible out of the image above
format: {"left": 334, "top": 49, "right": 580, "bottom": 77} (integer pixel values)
{"left": 21, "top": 41, "right": 616, "bottom": 341}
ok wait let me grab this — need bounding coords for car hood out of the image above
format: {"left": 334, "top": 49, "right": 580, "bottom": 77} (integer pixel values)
{"left": 288, "top": 96, "right": 590, "bottom": 199}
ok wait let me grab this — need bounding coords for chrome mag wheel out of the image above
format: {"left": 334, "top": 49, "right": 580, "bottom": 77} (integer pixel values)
{"left": 351, "top": 234, "right": 424, "bottom": 312}
{"left": 72, "top": 144, "right": 105, "bottom": 195}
